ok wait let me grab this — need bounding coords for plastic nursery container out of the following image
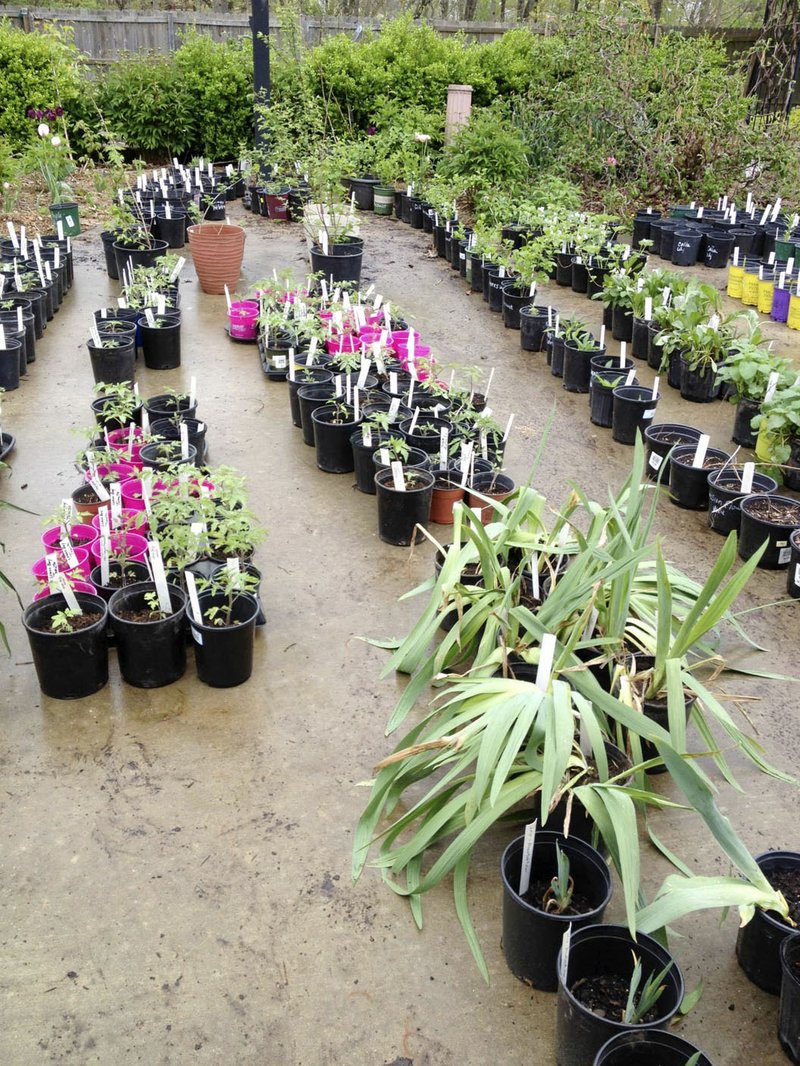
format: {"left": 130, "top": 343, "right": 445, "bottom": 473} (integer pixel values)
{"left": 228, "top": 300, "right": 260, "bottom": 340}
{"left": 611, "top": 386, "right": 660, "bottom": 446}
{"left": 22, "top": 592, "right": 109, "bottom": 699}
{"left": 41, "top": 523, "right": 98, "bottom": 554}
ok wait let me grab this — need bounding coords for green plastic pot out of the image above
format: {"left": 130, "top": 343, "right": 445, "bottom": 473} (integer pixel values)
{"left": 373, "top": 185, "right": 395, "bottom": 216}
{"left": 49, "top": 201, "right": 81, "bottom": 235}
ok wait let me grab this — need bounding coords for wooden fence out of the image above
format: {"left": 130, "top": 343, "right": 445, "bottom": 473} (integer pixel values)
{"left": 0, "top": 6, "right": 761, "bottom": 62}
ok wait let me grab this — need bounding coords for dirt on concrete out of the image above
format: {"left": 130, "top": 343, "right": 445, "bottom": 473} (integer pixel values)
{"left": 0, "top": 205, "right": 799, "bottom": 1065}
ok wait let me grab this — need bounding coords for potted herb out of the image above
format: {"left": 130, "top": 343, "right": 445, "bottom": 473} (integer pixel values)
{"left": 22, "top": 591, "right": 108, "bottom": 699}
{"left": 374, "top": 465, "right": 435, "bottom": 546}
{"left": 109, "top": 581, "right": 188, "bottom": 688}
{"left": 311, "top": 398, "right": 362, "bottom": 473}
{"left": 91, "top": 381, "right": 142, "bottom": 432}
{"left": 188, "top": 567, "right": 260, "bottom": 687}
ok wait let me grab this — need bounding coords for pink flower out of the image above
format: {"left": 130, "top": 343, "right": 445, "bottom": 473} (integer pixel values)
{"left": 606, "top": 155, "right": 618, "bottom": 166}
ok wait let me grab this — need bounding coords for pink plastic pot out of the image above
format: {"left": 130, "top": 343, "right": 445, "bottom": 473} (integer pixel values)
{"left": 41, "top": 523, "right": 98, "bottom": 554}
{"left": 325, "top": 335, "right": 360, "bottom": 355}
{"left": 120, "top": 477, "right": 167, "bottom": 512}
{"left": 229, "top": 300, "right": 259, "bottom": 340}
{"left": 90, "top": 461, "right": 139, "bottom": 483}
{"left": 32, "top": 546, "right": 92, "bottom": 582}
{"left": 91, "top": 508, "right": 149, "bottom": 534}
{"left": 390, "top": 329, "right": 422, "bottom": 348}
{"left": 107, "top": 426, "right": 144, "bottom": 463}
{"left": 394, "top": 343, "right": 432, "bottom": 364}
{"left": 89, "top": 530, "right": 148, "bottom": 565}
{"left": 33, "top": 578, "right": 96, "bottom": 601}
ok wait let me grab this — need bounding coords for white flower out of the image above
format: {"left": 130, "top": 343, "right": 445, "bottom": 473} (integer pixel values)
{"left": 37, "top": 123, "right": 50, "bottom": 137}
{"left": 50, "top": 135, "right": 61, "bottom": 147}
{"left": 2, "top": 182, "right": 9, "bottom": 190}
{"left": 414, "top": 132, "right": 431, "bottom": 144}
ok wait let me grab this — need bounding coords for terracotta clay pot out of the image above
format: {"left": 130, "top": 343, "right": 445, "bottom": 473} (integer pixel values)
{"left": 187, "top": 223, "right": 246, "bottom": 295}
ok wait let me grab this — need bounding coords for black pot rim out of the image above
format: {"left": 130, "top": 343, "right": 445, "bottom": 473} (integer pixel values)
{"left": 740, "top": 493, "right": 800, "bottom": 528}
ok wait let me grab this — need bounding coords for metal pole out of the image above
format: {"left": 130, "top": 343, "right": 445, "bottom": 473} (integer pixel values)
{"left": 251, "top": 0, "right": 271, "bottom": 151}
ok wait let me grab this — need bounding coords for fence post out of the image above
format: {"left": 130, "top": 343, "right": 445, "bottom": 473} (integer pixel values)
{"left": 21, "top": 7, "right": 34, "bottom": 32}
{"left": 167, "top": 11, "right": 176, "bottom": 52}
{"left": 446, "top": 84, "right": 473, "bottom": 143}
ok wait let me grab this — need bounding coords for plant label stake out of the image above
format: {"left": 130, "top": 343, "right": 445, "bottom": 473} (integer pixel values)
{"left": 771, "top": 198, "right": 782, "bottom": 222}
{"left": 530, "top": 554, "right": 540, "bottom": 600}
{"left": 334, "top": 374, "right": 343, "bottom": 399}
{"left": 388, "top": 398, "right": 401, "bottom": 423}
{"left": 535, "top": 633, "right": 556, "bottom": 690}
{"left": 180, "top": 421, "right": 189, "bottom": 460}
{"left": 110, "top": 483, "right": 122, "bottom": 529}
{"left": 644, "top": 296, "right": 653, "bottom": 322}
{"left": 189, "top": 376, "right": 197, "bottom": 408}
{"left": 624, "top": 367, "right": 636, "bottom": 386}
{"left": 59, "top": 534, "right": 79, "bottom": 571}
{"left": 6, "top": 222, "right": 17, "bottom": 250}
{"left": 379, "top": 447, "right": 390, "bottom": 466}
{"left": 90, "top": 321, "right": 102, "bottom": 349}
{"left": 599, "top": 324, "right": 606, "bottom": 348}
{"left": 439, "top": 427, "right": 449, "bottom": 469}
{"left": 56, "top": 573, "right": 81, "bottom": 614}
{"left": 390, "top": 461, "right": 405, "bottom": 492}
{"left": 144, "top": 308, "right": 156, "bottom": 328}
{"left": 651, "top": 376, "right": 660, "bottom": 400}
{"left": 787, "top": 257, "right": 795, "bottom": 277}
{"left": 99, "top": 532, "right": 110, "bottom": 588}
{"left": 356, "top": 360, "right": 369, "bottom": 390}
{"left": 140, "top": 470, "right": 153, "bottom": 514}
{"left": 764, "top": 371, "right": 780, "bottom": 403}
{"left": 184, "top": 570, "right": 203, "bottom": 639}
{"left": 559, "top": 926, "right": 571, "bottom": 989}
{"left": 518, "top": 820, "right": 537, "bottom": 898}
{"left": 353, "top": 389, "right": 360, "bottom": 422}
{"left": 45, "top": 552, "right": 60, "bottom": 594}
{"left": 502, "top": 413, "right": 514, "bottom": 443}
{"left": 16, "top": 306, "right": 23, "bottom": 333}
{"left": 362, "top": 425, "right": 372, "bottom": 448}
{"left": 692, "top": 434, "right": 710, "bottom": 468}
{"left": 480, "top": 432, "right": 488, "bottom": 460}
{"left": 407, "top": 377, "right": 415, "bottom": 408}
{"left": 345, "top": 374, "right": 353, "bottom": 406}
{"left": 224, "top": 285, "right": 232, "bottom": 312}
{"left": 389, "top": 371, "right": 398, "bottom": 394}
{"left": 408, "top": 407, "right": 420, "bottom": 435}
{"left": 485, "top": 367, "right": 496, "bottom": 402}
{"left": 147, "top": 540, "right": 172, "bottom": 615}
{"left": 741, "top": 462, "right": 755, "bottom": 494}
{"left": 619, "top": 342, "right": 627, "bottom": 366}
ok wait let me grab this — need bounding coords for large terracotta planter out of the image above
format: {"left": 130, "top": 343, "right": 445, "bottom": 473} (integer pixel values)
{"left": 187, "top": 223, "right": 245, "bottom": 295}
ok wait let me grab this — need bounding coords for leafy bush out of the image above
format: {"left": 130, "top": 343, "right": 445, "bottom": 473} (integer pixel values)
{"left": 0, "top": 20, "right": 89, "bottom": 153}
{"left": 437, "top": 102, "right": 530, "bottom": 196}
{"left": 96, "top": 31, "right": 253, "bottom": 160}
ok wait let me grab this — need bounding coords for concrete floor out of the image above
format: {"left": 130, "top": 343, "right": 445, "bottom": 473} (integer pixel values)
{"left": 1, "top": 208, "right": 799, "bottom": 1066}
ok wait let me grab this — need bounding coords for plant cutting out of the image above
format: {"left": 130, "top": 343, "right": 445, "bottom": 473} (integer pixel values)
{"left": 91, "top": 381, "right": 142, "bottom": 431}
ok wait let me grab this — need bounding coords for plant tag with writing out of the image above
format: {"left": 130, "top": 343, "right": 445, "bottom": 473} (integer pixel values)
{"left": 408, "top": 406, "right": 420, "bottom": 434}
{"left": 180, "top": 421, "right": 190, "bottom": 460}
{"left": 183, "top": 570, "right": 203, "bottom": 641}
{"left": 619, "top": 341, "right": 627, "bottom": 366}
{"left": 518, "top": 820, "right": 537, "bottom": 897}
{"left": 356, "top": 360, "right": 370, "bottom": 390}
{"left": 692, "top": 434, "right": 710, "bottom": 469}
{"left": 362, "top": 425, "right": 373, "bottom": 448}
{"left": 390, "top": 461, "right": 405, "bottom": 492}
{"left": 624, "top": 367, "right": 636, "bottom": 386}
{"left": 56, "top": 573, "right": 81, "bottom": 613}
{"left": 389, "top": 371, "right": 398, "bottom": 394}
{"left": 379, "top": 447, "right": 390, "bottom": 466}
{"left": 651, "top": 376, "right": 660, "bottom": 400}
{"left": 741, "top": 462, "right": 755, "bottom": 493}
{"left": 59, "top": 535, "right": 79, "bottom": 571}
{"left": 6, "top": 221, "right": 18, "bottom": 249}
{"left": 407, "top": 377, "right": 415, "bottom": 408}
{"left": 764, "top": 371, "right": 780, "bottom": 403}
{"left": 530, "top": 554, "right": 540, "bottom": 600}
{"left": 110, "top": 483, "right": 122, "bottom": 528}
{"left": 439, "top": 427, "right": 449, "bottom": 469}
{"left": 99, "top": 533, "right": 110, "bottom": 587}
{"left": 45, "top": 552, "right": 60, "bottom": 592}
{"left": 559, "top": 926, "right": 571, "bottom": 988}
{"left": 388, "top": 398, "right": 401, "bottom": 422}
{"left": 147, "top": 539, "right": 172, "bottom": 614}
{"left": 334, "top": 374, "right": 343, "bottom": 398}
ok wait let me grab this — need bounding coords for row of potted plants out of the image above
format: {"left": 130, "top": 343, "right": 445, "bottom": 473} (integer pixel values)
{"left": 23, "top": 379, "right": 266, "bottom": 696}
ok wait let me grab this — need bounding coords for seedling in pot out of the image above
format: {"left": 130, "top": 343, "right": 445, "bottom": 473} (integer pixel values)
{"left": 93, "top": 381, "right": 139, "bottom": 428}
{"left": 542, "top": 843, "right": 574, "bottom": 914}
{"left": 623, "top": 954, "right": 673, "bottom": 1024}
{"left": 142, "top": 590, "right": 169, "bottom": 619}
{"left": 198, "top": 567, "right": 259, "bottom": 627}
{"left": 50, "top": 608, "right": 82, "bottom": 634}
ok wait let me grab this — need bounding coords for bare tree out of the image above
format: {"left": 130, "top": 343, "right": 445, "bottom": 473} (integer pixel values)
{"left": 747, "top": 0, "right": 800, "bottom": 124}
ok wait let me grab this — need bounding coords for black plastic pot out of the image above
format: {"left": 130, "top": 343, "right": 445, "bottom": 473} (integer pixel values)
{"left": 631, "top": 209, "right": 661, "bottom": 250}
{"left": 736, "top": 850, "right": 800, "bottom": 994}
{"left": 101, "top": 229, "right": 121, "bottom": 279}
{"left": 150, "top": 417, "right": 207, "bottom": 462}
{"left": 288, "top": 369, "right": 333, "bottom": 427}
{"left": 591, "top": 369, "right": 635, "bottom": 427}
{"left": 113, "top": 239, "right": 168, "bottom": 281}
{"left": 702, "top": 230, "right": 735, "bottom": 268}
{"left": 1, "top": 309, "right": 35, "bottom": 367}
{"left": 550, "top": 335, "right": 566, "bottom": 377}
{"left": 188, "top": 591, "right": 259, "bottom": 687}
{"left": 780, "top": 934, "right": 800, "bottom": 1062}
{"left": 788, "top": 529, "right": 800, "bottom": 599}
{"left": 88, "top": 338, "right": 136, "bottom": 386}
{"left": 501, "top": 281, "right": 535, "bottom": 329}
{"left": 469, "top": 252, "right": 484, "bottom": 293}
{"left": 350, "top": 176, "right": 379, "bottom": 211}
{"left": 739, "top": 494, "right": 800, "bottom": 569}
{"left": 297, "top": 382, "right": 337, "bottom": 447}
{"left": 732, "top": 396, "right": 760, "bottom": 447}
{"left": 399, "top": 415, "right": 451, "bottom": 455}
{"left": 555, "top": 925, "right": 684, "bottom": 1066}
{"left": 311, "top": 406, "right": 360, "bottom": 473}
{"left": 153, "top": 212, "right": 187, "bottom": 249}
{"left": 481, "top": 259, "right": 498, "bottom": 302}
{"left": 375, "top": 467, "right": 434, "bottom": 545}
{"left": 501, "top": 832, "right": 612, "bottom": 992}
{"left": 630, "top": 317, "right": 649, "bottom": 360}
{"left": 22, "top": 592, "right": 109, "bottom": 700}
{"left": 0, "top": 340, "right": 21, "bottom": 390}
{"left": 668, "top": 445, "right": 731, "bottom": 510}
{"left": 140, "top": 316, "right": 181, "bottom": 370}
{"left": 519, "top": 305, "right": 550, "bottom": 352}
{"left": 486, "top": 269, "right": 508, "bottom": 313}
{"left": 555, "top": 252, "right": 574, "bottom": 286}
{"left": 571, "top": 258, "right": 589, "bottom": 293}
{"left": 89, "top": 561, "right": 150, "bottom": 605}
{"left": 707, "top": 467, "right": 777, "bottom": 535}
{"left": 679, "top": 357, "right": 717, "bottom": 403}
{"left": 646, "top": 322, "right": 664, "bottom": 371}
{"left": 109, "top": 582, "right": 187, "bottom": 688}
{"left": 611, "top": 305, "right": 633, "bottom": 343}
{"left": 593, "top": 1030, "right": 713, "bottom": 1066}
{"left": 563, "top": 343, "right": 603, "bottom": 394}
{"left": 145, "top": 393, "right": 197, "bottom": 422}
{"left": 643, "top": 423, "right": 701, "bottom": 482}
{"left": 611, "top": 386, "right": 660, "bottom": 445}
{"left": 139, "top": 440, "right": 197, "bottom": 471}
{"left": 309, "top": 245, "right": 363, "bottom": 287}
{"left": 350, "top": 428, "right": 395, "bottom": 494}
{"left": 671, "top": 229, "right": 701, "bottom": 266}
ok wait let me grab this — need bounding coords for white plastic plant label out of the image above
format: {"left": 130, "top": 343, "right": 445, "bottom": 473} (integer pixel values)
{"left": 362, "top": 425, "right": 373, "bottom": 448}
{"left": 56, "top": 573, "right": 81, "bottom": 613}
{"left": 99, "top": 533, "right": 110, "bottom": 588}
{"left": 779, "top": 547, "right": 791, "bottom": 565}
{"left": 59, "top": 536, "right": 79, "bottom": 571}
{"left": 795, "top": 563, "right": 800, "bottom": 587}
{"left": 624, "top": 367, "right": 636, "bottom": 386}
{"left": 390, "top": 461, "right": 405, "bottom": 492}
{"left": 356, "top": 361, "right": 370, "bottom": 390}
{"left": 407, "top": 377, "right": 415, "bottom": 408}
{"left": 502, "top": 413, "right": 515, "bottom": 443}
{"left": 183, "top": 570, "right": 203, "bottom": 643}
{"left": 379, "top": 447, "right": 390, "bottom": 466}
{"left": 764, "top": 372, "right": 780, "bottom": 403}
{"left": 389, "top": 372, "right": 398, "bottom": 394}
{"left": 559, "top": 926, "right": 572, "bottom": 989}
{"left": 388, "top": 398, "right": 401, "bottom": 422}
{"left": 692, "top": 434, "right": 710, "bottom": 468}
{"left": 518, "top": 820, "right": 537, "bottom": 898}
{"left": 334, "top": 375, "right": 343, "bottom": 399}
{"left": 45, "top": 552, "right": 60, "bottom": 592}
{"left": 147, "top": 540, "right": 172, "bottom": 614}
{"left": 109, "top": 483, "right": 122, "bottom": 529}
{"left": 439, "top": 427, "right": 449, "bottom": 470}
{"left": 485, "top": 367, "right": 496, "bottom": 401}
{"left": 741, "top": 463, "right": 755, "bottom": 493}
{"left": 6, "top": 221, "right": 18, "bottom": 249}
{"left": 535, "top": 633, "right": 556, "bottom": 690}
{"left": 651, "top": 376, "right": 660, "bottom": 400}
{"left": 179, "top": 421, "right": 190, "bottom": 460}
{"left": 648, "top": 451, "right": 663, "bottom": 471}
{"left": 408, "top": 406, "right": 420, "bottom": 435}
{"left": 644, "top": 296, "right": 653, "bottom": 322}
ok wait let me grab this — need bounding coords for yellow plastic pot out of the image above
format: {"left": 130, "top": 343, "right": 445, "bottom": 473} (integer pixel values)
{"left": 726, "top": 264, "right": 744, "bottom": 299}
{"left": 758, "top": 278, "right": 775, "bottom": 314}
{"left": 755, "top": 420, "right": 780, "bottom": 462}
{"left": 741, "top": 270, "right": 760, "bottom": 307}
{"left": 788, "top": 292, "right": 800, "bottom": 332}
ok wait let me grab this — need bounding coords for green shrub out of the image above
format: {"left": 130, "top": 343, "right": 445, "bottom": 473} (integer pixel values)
{"left": 96, "top": 32, "right": 253, "bottom": 160}
{"left": 0, "top": 20, "right": 89, "bottom": 154}
{"left": 437, "top": 102, "right": 530, "bottom": 196}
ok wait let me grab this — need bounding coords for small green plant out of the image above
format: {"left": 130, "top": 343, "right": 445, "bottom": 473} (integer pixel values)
{"left": 200, "top": 567, "right": 260, "bottom": 627}
{"left": 50, "top": 607, "right": 81, "bottom": 633}
{"left": 380, "top": 436, "right": 410, "bottom": 463}
{"left": 622, "top": 954, "right": 673, "bottom": 1025}
{"left": 542, "top": 843, "right": 573, "bottom": 915}
{"left": 93, "top": 380, "right": 139, "bottom": 427}
{"left": 142, "top": 589, "right": 167, "bottom": 618}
